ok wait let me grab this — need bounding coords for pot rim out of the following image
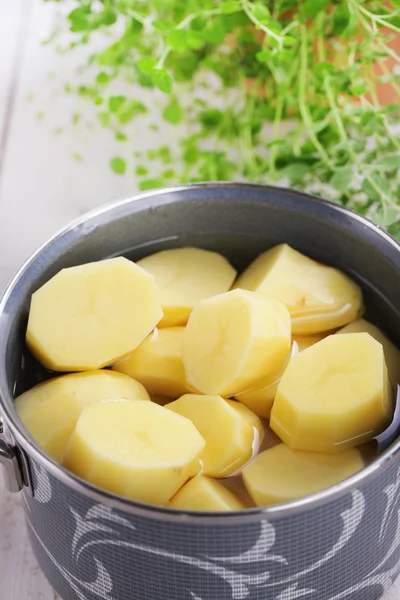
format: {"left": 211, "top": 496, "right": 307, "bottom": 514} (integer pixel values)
{"left": 1, "top": 181, "right": 400, "bottom": 524}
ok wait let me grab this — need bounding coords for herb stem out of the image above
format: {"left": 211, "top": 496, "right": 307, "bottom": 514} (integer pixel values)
{"left": 177, "top": 7, "right": 242, "bottom": 30}
{"left": 363, "top": 68, "right": 400, "bottom": 152}
{"left": 281, "top": 21, "right": 300, "bottom": 36}
{"left": 156, "top": 47, "right": 170, "bottom": 69}
{"left": 268, "top": 55, "right": 299, "bottom": 179}
{"left": 324, "top": 75, "right": 398, "bottom": 214}
{"left": 240, "top": 0, "right": 283, "bottom": 45}
{"left": 268, "top": 96, "right": 284, "bottom": 180}
{"left": 348, "top": 0, "right": 400, "bottom": 35}
{"left": 299, "top": 26, "right": 334, "bottom": 170}
{"left": 379, "top": 58, "right": 400, "bottom": 102}
{"left": 156, "top": 5, "right": 243, "bottom": 69}
{"left": 378, "top": 40, "right": 400, "bottom": 65}
{"left": 123, "top": 9, "right": 146, "bottom": 25}
{"left": 240, "top": 94, "right": 259, "bottom": 178}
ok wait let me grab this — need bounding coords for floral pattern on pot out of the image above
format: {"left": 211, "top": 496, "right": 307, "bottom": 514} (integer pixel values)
{"left": 19, "top": 455, "right": 400, "bottom": 600}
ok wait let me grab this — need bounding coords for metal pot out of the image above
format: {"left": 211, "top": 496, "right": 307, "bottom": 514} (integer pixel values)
{"left": 1, "top": 183, "right": 400, "bottom": 600}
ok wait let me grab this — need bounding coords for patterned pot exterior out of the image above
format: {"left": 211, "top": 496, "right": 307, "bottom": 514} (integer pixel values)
{"left": 1, "top": 184, "right": 400, "bottom": 600}
{"left": 22, "top": 455, "right": 400, "bottom": 600}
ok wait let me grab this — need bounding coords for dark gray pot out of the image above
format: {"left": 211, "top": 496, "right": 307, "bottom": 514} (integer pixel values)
{"left": 1, "top": 183, "right": 400, "bottom": 600}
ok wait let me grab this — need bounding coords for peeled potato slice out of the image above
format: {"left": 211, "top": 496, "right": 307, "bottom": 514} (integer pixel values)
{"left": 15, "top": 371, "right": 149, "bottom": 462}
{"left": 137, "top": 247, "right": 236, "bottom": 327}
{"left": 228, "top": 400, "right": 265, "bottom": 448}
{"left": 182, "top": 289, "right": 291, "bottom": 396}
{"left": 26, "top": 257, "right": 163, "bottom": 371}
{"left": 169, "top": 476, "right": 245, "bottom": 511}
{"left": 271, "top": 333, "right": 392, "bottom": 453}
{"left": 113, "top": 327, "right": 190, "bottom": 397}
{"left": 233, "top": 244, "right": 363, "bottom": 334}
{"left": 338, "top": 318, "right": 400, "bottom": 385}
{"left": 167, "top": 394, "right": 262, "bottom": 477}
{"left": 243, "top": 444, "right": 364, "bottom": 507}
{"left": 235, "top": 345, "right": 294, "bottom": 419}
{"left": 234, "top": 376, "right": 281, "bottom": 419}
{"left": 65, "top": 400, "right": 205, "bottom": 505}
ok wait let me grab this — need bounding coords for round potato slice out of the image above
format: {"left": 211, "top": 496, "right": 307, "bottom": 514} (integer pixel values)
{"left": 26, "top": 257, "right": 163, "bottom": 371}
{"left": 243, "top": 444, "right": 364, "bottom": 507}
{"left": 337, "top": 318, "right": 400, "bottom": 386}
{"left": 169, "top": 476, "right": 245, "bottom": 511}
{"left": 137, "top": 247, "right": 237, "bottom": 327}
{"left": 233, "top": 244, "right": 363, "bottom": 334}
{"left": 182, "top": 289, "right": 291, "bottom": 397}
{"left": 65, "top": 400, "right": 205, "bottom": 505}
{"left": 270, "top": 333, "right": 393, "bottom": 453}
{"left": 113, "top": 327, "right": 190, "bottom": 397}
{"left": 167, "top": 394, "right": 262, "bottom": 477}
{"left": 15, "top": 370, "right": 149, "bottom": 462}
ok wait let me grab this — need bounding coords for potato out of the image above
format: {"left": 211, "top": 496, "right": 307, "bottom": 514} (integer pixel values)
{"left": 243, "top": 444, "right": 364, "bottom": 507}
{"left": 234, "top": 345, "right": 293, "bottom": 419}
{"left": 169, "top": 476, "right": 245, "bottom": 511}
{"left": 113, "top": 327, "right": 190, "bottom": 397}
{"left": 229, "top": 400, "right": 265, "bottom": 449}
{"left": 337, "top": 318, "right": 400, "bottom": 385}
{"left": 233, "top": 244, "right": 363, "bottom": 334}
{"left": 167, "top": 394, "right": 262, "bottom": 477}
{"left": 137, "top": 247, "right": 237, "bottom": 327}
{"left": 294, "top": 333, "right": 329, "bottom": 352}
{"left": 26, "top": 257, "right": 163, "bottom": 371}
{"left": 65, "top": 400, "right": 205, "bottom": 505}
{"left": 270, "top": 333, "right": 392, "bottom": 453}
{"left": 15, "top": 371, "right": 149, "bottom": 462}
{"left": 182, "top": 289, "right": 291, "bottom": 396}
{"left": 234, "top": 376, "right": 282, "bottom": 420}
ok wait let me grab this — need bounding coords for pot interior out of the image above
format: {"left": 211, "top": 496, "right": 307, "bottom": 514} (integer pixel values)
{"left": 2, "top": 184, "right": 400, "bottom": 413}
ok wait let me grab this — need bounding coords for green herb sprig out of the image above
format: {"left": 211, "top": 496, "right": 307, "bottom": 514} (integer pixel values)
{"left": 46, "top": 0, "right": 400, "bottom": 234}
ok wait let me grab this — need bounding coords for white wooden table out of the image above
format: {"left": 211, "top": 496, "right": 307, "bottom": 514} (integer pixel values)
{"left": 0, "top": 2, "right": 399, "bottom": 598}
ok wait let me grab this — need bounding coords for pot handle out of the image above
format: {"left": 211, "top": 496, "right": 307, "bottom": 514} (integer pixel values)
{"left": 0, "top": 439, "right": 24, "bottom": 492}
{"left": 0, "top": 417, "right": 27, "bottom": 493}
